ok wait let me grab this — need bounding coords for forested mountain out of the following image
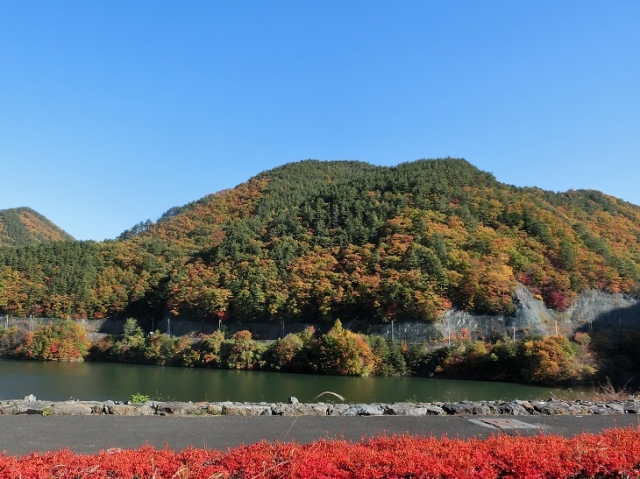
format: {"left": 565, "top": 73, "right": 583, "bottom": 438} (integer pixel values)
{"left": 0, "top": 207, "right": 73, "bottom": 247}
{"left": 0, "top": 159, "right": 639, "bottom": 323}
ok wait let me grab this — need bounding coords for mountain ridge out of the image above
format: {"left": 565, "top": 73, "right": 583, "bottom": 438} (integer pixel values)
{"left": 0, "top": 158, "right": 638, "bottom": 323}
{"left": 0, "top": 207, "right": 74, "bottom": 247}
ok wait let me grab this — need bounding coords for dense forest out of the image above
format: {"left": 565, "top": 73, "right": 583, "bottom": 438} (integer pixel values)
{"left": 0, "top": 207, "right": 73, "bottom": 247}
{"left": 1, "top": 159, "right": 639, "bottom": 324}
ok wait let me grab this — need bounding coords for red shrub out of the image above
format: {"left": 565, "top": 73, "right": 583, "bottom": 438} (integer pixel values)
{"left": 0, "top": 428, "right": 638, "bottom": 478}
{"left": 542, "top": 286, "right": 569, "bottom": 311}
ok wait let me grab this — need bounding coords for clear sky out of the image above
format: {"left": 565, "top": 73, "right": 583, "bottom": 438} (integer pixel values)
{"left": 2, "top": 1, "right": 639, "bottom": 241}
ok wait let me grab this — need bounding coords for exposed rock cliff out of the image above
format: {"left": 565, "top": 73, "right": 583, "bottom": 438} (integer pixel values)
{"left": 368, "top": 284, "right": 640, "bottom": 343}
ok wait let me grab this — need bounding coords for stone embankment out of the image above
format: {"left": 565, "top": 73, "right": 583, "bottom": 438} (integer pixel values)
{"left": 2, "top": 395, "right": 638, "bottom": 417}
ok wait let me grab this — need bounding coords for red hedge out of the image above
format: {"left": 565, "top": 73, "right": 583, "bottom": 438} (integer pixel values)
{"left": 1, "top": 428, "right": 638, "bottom": 478}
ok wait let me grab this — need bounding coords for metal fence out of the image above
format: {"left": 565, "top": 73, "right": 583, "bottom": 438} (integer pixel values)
{"left": 1, "top": 316, "right": 125, "bottom": 334}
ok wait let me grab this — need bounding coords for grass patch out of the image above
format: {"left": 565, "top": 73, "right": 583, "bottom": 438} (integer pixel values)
{"left": 128, "top": 393, "right": 151, "bottom": 404}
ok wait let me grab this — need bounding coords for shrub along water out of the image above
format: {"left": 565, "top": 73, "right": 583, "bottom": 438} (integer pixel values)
{"left": 2, "top": 317, "right": 638, "bottom": 388}
{"left": 86, "top": 318, "right": 602, "bottom": 384}
{"left": 8, "top": 320, "right": 88, "bottom": 361}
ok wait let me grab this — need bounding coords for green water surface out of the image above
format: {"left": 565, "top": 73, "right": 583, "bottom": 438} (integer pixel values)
{"left": 0, "top": 359, "right": 589, "bottom": 403}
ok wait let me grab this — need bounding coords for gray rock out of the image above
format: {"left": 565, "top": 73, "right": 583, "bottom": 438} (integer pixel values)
{"left": 51, "top": 401, "right": 95, "bottom": 416}
{"left": 205, "top": 403, "right": 224, "bottom": 415}
{"left": 328, "top": 404, "right": 350, "bottom": 416}
{"left": 270, "top": 404, "right": 290, "bottom": 416}
{"left": 606, "top": 404, "right": 626, "bottom": 414}
{"left": 307, "top": 403, "right": 330, "bottom": 416}
{"left": 222, "top": 403, "right": 272, "bottom": 416}
{"left": 386, "top": 403, "right": 426, "bottom": 416}
{"left": 534, "top": 401, "right": 586, "bottom": 415}
{"left": 4, "top": 400, "right": 42, "bottom": 415}
{"left": 288, "top": 396, "right": 299, "bottom": 405}
{"left": 156, "top": 401, "right": 183, "bottom": 416}
{"left": 272, "top": 403, "right": 328, "bottom": 416}
{"left": 1, "top": 396, "right": 638, "bottom": 417}
{"left": 15, "top": 400, "right": 55, "bottom": 415}
{"left": 0, "top": 401, "right": 18, "bottom": 415}
{"left": 106, "top": 404, "right": 134, "bottom": 415}
{"left": 344, "top": 404, "right": 384, "bottom": 416}
{"left": 342, "top": 406, "right": 358, "bottom": 416}
{"left": 157, "top": 401, "right": 199, "bottom": 416}
{"left": 498, "top": 402, "right": 530, "bottom": 416}
{"left": 385, "top": 404, "right": 427, "bottom": 416}
{"left": 442, "top": 402, "right": 478, "bottom": 415}
{"left": 107, "top": 404, "right": 155, "bottom": 416}
{"left": 134, "top": 404, "right": 157, "bottom": 416}
{"left": 571, "top": 404, "right": 591, "bottom": 414}
{"left": 470, "top": 404, "right": 494, "bottom": 415}
{"left": 424, "top": 405, "right": 446, "bottom": 415}
{"left": 386, "top": 403, "right": 445, "bottom": 416}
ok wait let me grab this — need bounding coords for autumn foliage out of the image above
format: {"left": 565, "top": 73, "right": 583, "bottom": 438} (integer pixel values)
{"left": 314, "top": 320, "right": 375, "bottom": 376}
{"left": 420, "top": 334, "right": 597, "bottom": 384}
{"left": 87, "top": 321, "right": 382, "bottom": 377}
{"left": 14, "top": 320, "right": 88, "bottom": 361}
{"left": 2, "top": 315, "right": 623, "bottom": 386}
{"left": 0, "top": 159, "right": 638, "bottom": 324}
{"left": 0, "top": 207, "right": 73, "bottom": 248}
{"left": 0, "top": 429, "right": 639, "bottom": 478}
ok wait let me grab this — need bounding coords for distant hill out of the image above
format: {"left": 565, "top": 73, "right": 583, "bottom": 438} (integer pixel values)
{"left": 0, "top": 207, "right": 73, "bottom": 247}
{"left": 0, "top": 158, "right": 638, "bottom": 322}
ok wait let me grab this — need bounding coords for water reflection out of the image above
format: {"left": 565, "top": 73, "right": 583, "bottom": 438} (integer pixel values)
{"left": 0, "top": 359, "right": 589, "bottom": 403}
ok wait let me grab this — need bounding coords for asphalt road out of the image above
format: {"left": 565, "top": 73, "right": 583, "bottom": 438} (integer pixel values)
{"left": 0, "top": 414, "right": 638, "bottom": 455}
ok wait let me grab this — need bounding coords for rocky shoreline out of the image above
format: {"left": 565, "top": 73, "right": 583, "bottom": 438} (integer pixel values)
{"left": 2, "top": 395, "right": 638, "bottom": 417}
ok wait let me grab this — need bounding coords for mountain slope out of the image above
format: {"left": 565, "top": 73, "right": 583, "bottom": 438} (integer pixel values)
{"left": 0, "top": 207, "right": 74, "bottom": 247}
{"left": 140, "top": 158, "right": 640, "bottom": 322}
{"left": 0, "top": 158, "right": 638, "bottom": 322}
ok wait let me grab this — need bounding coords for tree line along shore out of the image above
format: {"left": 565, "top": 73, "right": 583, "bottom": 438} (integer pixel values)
{"left": 1, "top": 317, "right": 638, "bottom": 389}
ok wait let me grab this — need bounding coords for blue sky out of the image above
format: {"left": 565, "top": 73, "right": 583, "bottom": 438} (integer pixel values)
{"left": 2, "top": 1, "right": 639, "bottom": 241}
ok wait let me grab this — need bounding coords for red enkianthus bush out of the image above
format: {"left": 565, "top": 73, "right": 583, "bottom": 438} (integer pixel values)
{"left": 0, "top": 428, "right": 638, "bottom": 478}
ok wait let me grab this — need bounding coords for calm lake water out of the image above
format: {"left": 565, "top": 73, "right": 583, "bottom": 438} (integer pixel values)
{"left": 0, "top": 359, "right": 589, "bottom": 403}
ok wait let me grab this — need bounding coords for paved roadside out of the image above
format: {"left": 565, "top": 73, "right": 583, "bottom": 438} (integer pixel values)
{"left": 1, "top": 415, "right": 638, "bottom": 455}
